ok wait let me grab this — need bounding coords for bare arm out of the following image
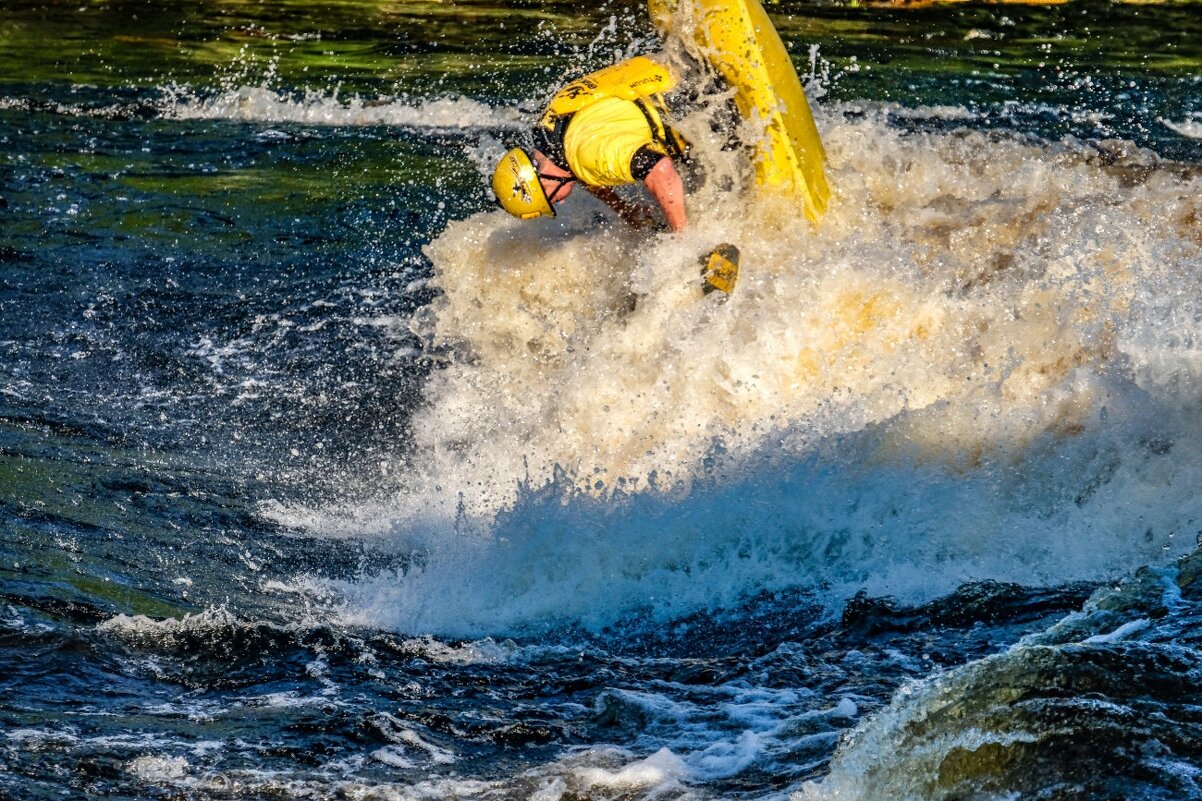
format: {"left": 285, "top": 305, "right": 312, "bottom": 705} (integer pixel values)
{"left": 643, "top": 156, "right": 687, "bottom": 232}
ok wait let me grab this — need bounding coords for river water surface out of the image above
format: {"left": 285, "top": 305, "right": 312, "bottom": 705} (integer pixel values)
{"left": 2, "top": 1, "right": 1202, "bottom": 798}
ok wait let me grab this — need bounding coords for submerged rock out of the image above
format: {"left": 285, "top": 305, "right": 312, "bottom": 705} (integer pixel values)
{"left": 805, "top": 542, "right": 1202, "bottom": 800}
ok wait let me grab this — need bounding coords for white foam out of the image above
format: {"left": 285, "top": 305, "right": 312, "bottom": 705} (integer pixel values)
{"left": 126, "top": 755, "right": 189, "bottom": 782}
{"left": 0, "top": 606, "right": 53, "bottom": 636}
{"left": 530, "top": 777, "right": 569, "bottom": 801}
{"left": 575, "top": 747, "right": 688, "bottom": 790}
{"left": 371, "top": 745, "right": 417, "bottom": 769}
{"left": 578, "top": 675, "right": 849, "bottom": 786}
{"left": 1162, "top": 115, "right": 1202, "bottom": 140}
{"left": 689, "top": 730, "right": 765, "bottom": 779}
{"left": 242, "top": 690, "right": 333, "bottom": 709}
{"left": 158, "top": 84, "right": 523, "bottom": 131}
{"left": 369, "top": 713, "right": 458, "bottom": 767}
{"left": 886, "top": 103, "right": 978, "bottom": 121}
{"left": 1082, "top": 617, "right": 1152, "bottom": 644}
{"left": 408, "top": 635, "right": 517, "bottom": 665}
{"left": 833, "top": 698, "right": 859, "bottom": 719}
{"left": 396, "top": 729, "right": 456, "bottom": 765}
{"left": 99, "top": 607, "right": 242, "bottom": 638}
{"left": 6, "top": 727, "right": 79, "bottom": 748}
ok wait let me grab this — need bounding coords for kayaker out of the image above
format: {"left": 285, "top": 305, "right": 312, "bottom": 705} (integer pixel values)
{"left": 491, "top": 55, "right": 692, "bottom": 233}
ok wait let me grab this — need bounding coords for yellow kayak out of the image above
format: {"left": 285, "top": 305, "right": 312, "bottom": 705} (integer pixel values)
{"left": 650, "top": 0, "right": 831, "bottom": 222}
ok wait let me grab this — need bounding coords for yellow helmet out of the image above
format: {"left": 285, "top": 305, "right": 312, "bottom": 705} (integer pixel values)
{"left": 491, "top": 148, "right": 554, "bottom": 220}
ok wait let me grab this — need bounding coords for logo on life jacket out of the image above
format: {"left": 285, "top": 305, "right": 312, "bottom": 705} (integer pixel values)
{"left": 558, "top": 78, "right": 598, "bottom": 102}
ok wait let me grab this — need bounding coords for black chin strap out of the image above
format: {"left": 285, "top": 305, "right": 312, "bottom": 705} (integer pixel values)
{"left": 539, "top": 172, "right": 574, "bottom": 205}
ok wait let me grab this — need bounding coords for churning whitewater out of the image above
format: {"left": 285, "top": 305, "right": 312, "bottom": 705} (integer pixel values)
{"left": 267, "top": 98, "right": 1202, "bottom": 638}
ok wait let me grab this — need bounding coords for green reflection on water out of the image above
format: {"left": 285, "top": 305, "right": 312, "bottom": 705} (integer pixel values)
{"left": 771, "top": 2, "right": 1202, "bottom": 76}
{"left": 0, "top": 0, "right": 616, "bottom": 95}
{"left": 0, "top": 0, "right": 1198, "bottom": 100}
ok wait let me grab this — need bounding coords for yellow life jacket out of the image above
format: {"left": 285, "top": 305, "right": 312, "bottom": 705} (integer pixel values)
{"left": 543, "top": 56, "right": 677, "bottom": 120}
{"left": 535, "top": 56, "right": 689, "bottom": 185}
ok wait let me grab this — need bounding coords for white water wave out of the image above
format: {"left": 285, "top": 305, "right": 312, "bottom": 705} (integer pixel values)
{"left": 248, "top": 87, "right": 1202, "bottom": 637}
{"left": 879, "top": 102, "right": 978, "bottom": 122}
{"left": 158, "top": 84, "right": 524, "bottom": 130}
{"left": 318, "top": 104, "right": 1199, "bottom": 635}
{"left": 0, "top": 87, "right": 524, "bottom": 131}
{"left": 1163, "top": 113, "right": 1202, "bottom": 140}
{"left": 127, "top": 756, "right": 189, "bottom": 782}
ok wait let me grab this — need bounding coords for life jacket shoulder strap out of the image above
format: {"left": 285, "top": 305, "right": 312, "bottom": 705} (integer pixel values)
{"left": 533, "top": 112, "right": 573, "bottom": 173}
{"left": 632, "top": 97, "right": 689, "bottom": 163}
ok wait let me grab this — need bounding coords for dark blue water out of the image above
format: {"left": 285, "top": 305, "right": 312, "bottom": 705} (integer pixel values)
{"left": 3, "top": 1, "right": 1202, "bottom": 798}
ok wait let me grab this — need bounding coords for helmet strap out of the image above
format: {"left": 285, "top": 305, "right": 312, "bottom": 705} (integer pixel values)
{"left": 539, "top": 173, "right": 575, "bottom": 206}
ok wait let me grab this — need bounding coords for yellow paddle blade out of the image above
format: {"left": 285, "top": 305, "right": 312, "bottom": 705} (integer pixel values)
{"left": 701, "top": 243, "right": 741, "bottom": 296}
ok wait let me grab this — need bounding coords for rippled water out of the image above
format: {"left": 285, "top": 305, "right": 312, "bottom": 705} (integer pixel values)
{"left": 2, "top": 1, "right": 1202, "bottom": 798}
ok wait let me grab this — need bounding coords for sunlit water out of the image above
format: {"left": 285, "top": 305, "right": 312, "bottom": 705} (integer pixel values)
{"left": 2, "top": 1, "right": 1202, "bottom": 799}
